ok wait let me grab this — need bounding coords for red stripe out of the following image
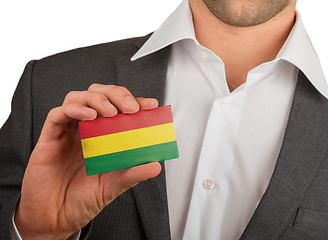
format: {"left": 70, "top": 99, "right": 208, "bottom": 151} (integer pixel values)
{"left": 79, "top": 105, "right": 173, "bottom": 139}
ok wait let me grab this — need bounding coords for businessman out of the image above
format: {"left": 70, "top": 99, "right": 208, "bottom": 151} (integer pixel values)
{"left": 1, "top": 0, "right": 328, "bottom": 239}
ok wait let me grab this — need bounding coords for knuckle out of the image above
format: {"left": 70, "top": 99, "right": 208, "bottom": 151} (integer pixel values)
{"left": 86, "top": 91, "right": 103, "bottom": 102}
{"left": 135, "top": 97, "right": 144, "bottom": 101}
{"left": 112, "top": 85, "right": 129, "bottom": 95}
{"left": 47, "top": 106, "right": 60, "bottom": 118}
{"left": 88, "top": 83, "right": 101, "bottom": 91}
{"left": 64, "top": 91, "right": 79, "bottom": 102}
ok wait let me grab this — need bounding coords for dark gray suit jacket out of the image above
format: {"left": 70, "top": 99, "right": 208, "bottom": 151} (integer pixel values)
{"left": 0, "top": 35, "right": 328, "bottom": 240}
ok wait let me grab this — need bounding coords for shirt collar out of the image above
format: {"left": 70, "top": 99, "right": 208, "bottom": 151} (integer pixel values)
{"left": 276, "top": 12, "right": 328, "bottom": 98}
{"left": 131, "top": 0, "right": 195, "bottom": 61}
{"left": 131, "top": 0, "right": 328, "bottom": 98}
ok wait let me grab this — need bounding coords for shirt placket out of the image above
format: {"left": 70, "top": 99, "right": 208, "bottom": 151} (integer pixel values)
{"left": 183, "top": 47, "right": 246, "bottom": 239}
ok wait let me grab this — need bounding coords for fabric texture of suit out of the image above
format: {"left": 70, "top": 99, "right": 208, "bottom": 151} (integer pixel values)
{"left": 0, "top": 34, "right": 328, "bottom": 240}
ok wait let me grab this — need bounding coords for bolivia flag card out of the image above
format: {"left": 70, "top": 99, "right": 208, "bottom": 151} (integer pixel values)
{"left": 78, "top": 105, "right": 179, "bottom": 176}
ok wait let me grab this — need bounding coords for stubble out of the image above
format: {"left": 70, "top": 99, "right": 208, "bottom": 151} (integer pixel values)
{"left": 203, "top": 0, "right": 291, "bottom": 27}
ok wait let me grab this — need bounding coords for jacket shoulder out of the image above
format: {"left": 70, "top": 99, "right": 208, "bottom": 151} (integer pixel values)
{"left": 29, "top": 34, "right": 152, "bottom": 95}
{"left": 27, "top": 34, "right": 152, "bottom": 138}
{"left": 36, "top": 34, "right": 151, "bottom": 68}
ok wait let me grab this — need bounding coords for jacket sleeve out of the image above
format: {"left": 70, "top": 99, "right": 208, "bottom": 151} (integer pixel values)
{"left": 0, "top": 61, "right": 35, "bottom": 238}
{"left": 0, "top": 61, "right": 92, "bottom": 239}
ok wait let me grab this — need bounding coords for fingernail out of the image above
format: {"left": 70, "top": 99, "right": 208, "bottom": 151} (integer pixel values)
{"left": 102, "top": 100, "right": 117, "bottom": 117}
{"left": 83, "top": 107, "right": 97, "bottom": 119}
{"left": 103, "top": 100, "right": 114, "bottom": 109}
{"left": 83, "top": 107, "right": 95, "bottom": 112}
{"left": 148, "top": 98, "right": 158, "bottom": 107}
{"left": 124, "top": 96, "right": 138, "bottom": 106}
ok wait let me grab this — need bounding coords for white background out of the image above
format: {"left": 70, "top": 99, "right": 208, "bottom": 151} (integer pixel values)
{"left": 0, "top": 0, "right": 327, "bottom": 128}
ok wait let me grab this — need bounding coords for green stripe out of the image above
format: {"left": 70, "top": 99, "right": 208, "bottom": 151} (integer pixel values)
{"left": 84, "top": 141, "right": 179, "bottom": 176}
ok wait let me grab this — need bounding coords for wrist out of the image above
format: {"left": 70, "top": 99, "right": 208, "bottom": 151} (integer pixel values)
{"left": 14, "top": 206, "right": 72, "bottom": 240}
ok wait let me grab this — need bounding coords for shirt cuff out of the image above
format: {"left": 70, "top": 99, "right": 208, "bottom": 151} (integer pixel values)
{"left": 11, "top": 212, "right": 81, "bottom": 240}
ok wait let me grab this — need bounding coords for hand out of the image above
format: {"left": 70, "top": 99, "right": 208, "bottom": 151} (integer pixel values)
{"left": 15, "top": 84, "right": 161, "bottom": 240}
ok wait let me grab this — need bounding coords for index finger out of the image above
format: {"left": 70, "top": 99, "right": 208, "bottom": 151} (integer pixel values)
{"left": 88, "top": 84, "right": 140, "bottom": 114}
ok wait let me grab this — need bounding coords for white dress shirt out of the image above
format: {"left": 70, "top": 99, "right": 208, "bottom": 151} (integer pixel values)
{"left": 12, "top": 0, "right": 328, "bottom": 239}
{"left": 132, "top": 0, "right": 328, "bottom": 239}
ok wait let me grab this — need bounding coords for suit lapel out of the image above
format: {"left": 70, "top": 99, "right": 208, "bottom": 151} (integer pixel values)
{"left": 132, "top": 162, "right": 171, "bottom": 240}
{"left": 240, "top": 71, "right": 328, "bottom": 240}
{"left": 116, "top": 36, "right": 170, "bottom": 107}
{"left": 116, "top": 39, "right": 171, "bottom": 239}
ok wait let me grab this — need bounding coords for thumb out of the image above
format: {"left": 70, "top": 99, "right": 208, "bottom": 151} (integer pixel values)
{"left": 119, "top": 162, "right": 162, "bottom": 186}
{"left": 101, "top": 162, "right": 162, "bottom": 204}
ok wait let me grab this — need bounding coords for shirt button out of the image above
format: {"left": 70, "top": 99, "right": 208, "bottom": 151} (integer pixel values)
{"left": 203, "top": 179, "right": 215, "bottom": 190}
{"left": 198, "top": 51, "right": 208, "bottom": 61}
{"left": 220, "top": 99, "right": 230, "bottom": 110}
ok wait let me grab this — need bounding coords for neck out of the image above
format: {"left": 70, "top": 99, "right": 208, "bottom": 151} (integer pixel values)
{"left": 189, "top": 0, "right": 296, "bottom": 91}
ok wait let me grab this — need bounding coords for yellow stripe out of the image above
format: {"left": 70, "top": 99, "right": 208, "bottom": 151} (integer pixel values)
{"left": 81, "top": 123, "right": 176, "bottom": 158}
